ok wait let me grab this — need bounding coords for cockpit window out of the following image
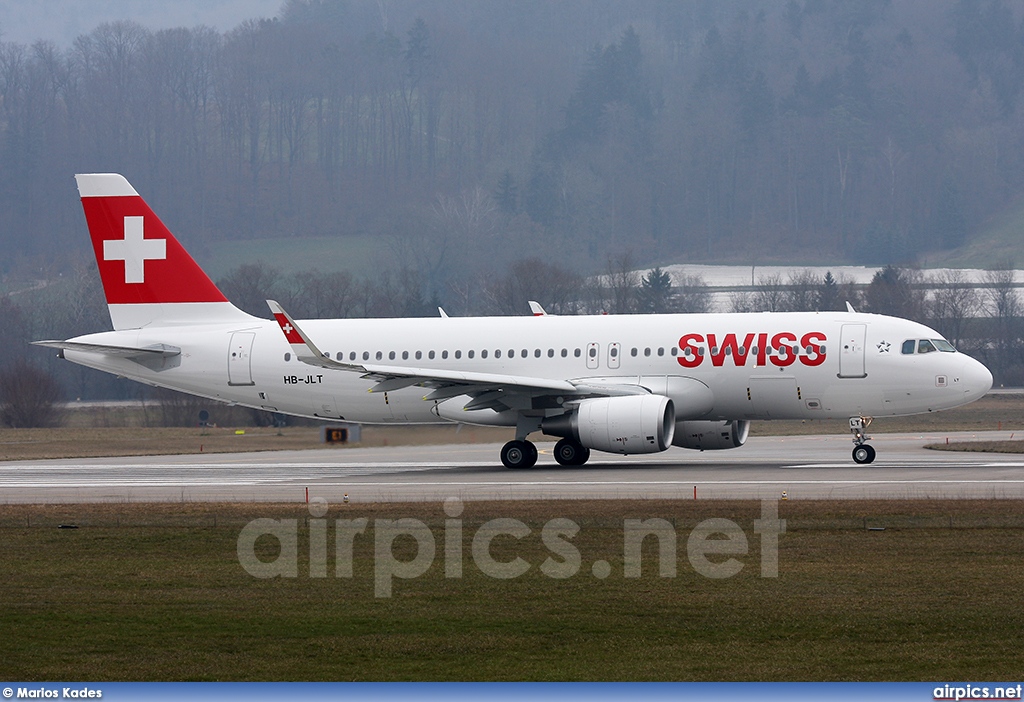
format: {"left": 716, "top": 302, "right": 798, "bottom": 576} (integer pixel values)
{"left": 903, "top": 338, "right": 957, "bottom": 355}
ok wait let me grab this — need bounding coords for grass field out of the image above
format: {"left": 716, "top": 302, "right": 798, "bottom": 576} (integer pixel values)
{"left": 2, "top": 500, "right": 1023, "bottom": 681}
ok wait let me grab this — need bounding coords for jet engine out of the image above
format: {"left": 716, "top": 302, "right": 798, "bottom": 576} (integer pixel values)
{"left": 672, "top": 420, "right": 750, "bottom": 450}
{"left": 542, "top": 395, "right": 675, "bottom": 454}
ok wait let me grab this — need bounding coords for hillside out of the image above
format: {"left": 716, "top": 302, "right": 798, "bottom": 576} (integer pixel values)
{"left": 924, "top": 195, "right": 1024, "bottom": 269}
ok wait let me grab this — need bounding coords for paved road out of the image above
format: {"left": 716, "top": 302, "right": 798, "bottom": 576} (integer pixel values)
{"left": 1, "top": 431, "right": 1023, "bottom": 503}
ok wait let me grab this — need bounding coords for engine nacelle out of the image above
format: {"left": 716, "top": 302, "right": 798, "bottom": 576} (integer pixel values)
{"left": 673, "top": 420, "right": 749, "bottom": 451}
{"left": 542, "top": 395, "right": 675, "bottom": 455}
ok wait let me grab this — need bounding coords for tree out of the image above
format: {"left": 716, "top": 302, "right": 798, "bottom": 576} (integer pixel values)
{"left": 0, "top": 295, "right": 29, "bottom": 369}
{"left": 927, "top": 269, "right": 980, "bottom": 349}
{"left": 636, "top": 267, "right": 674, "bottom": 313}
{"left": 494, "top": 170, "right": 518, "bottom": 215}
{"left": 864, "top": 266, "right": 925, "bottom": 321}
{"left": 675, "top": 275, "right": 712, "bottom": 314}
{"left": 153, "top": 386, "right": 209, "bottom": 427}
{"left": 0, "top": 360, "right": 64, "bottom": 428}
{"left": 482, "top": 258, "right": 584, "bottom": 316}
{"left": 817, "top": 271, "right": 842, "bottom": 311}
{"left": 752, "top": 274, "right": 786, "bottom": 312}
{"left": 217, "top": 262, "right": 283, "bottom": 317}
{"left": 523, "top": 160, "right": 559, "bottom": 226}
{"left": 932, "top": 178, "right": 968, "bottom": 250}
{"left": 785, "top": 270, "right": 819, "bottom": 311}
{"left": 984, "top": 265, "right": 1022, "bottom": 382}
{"left": 604, "top": 252, "right": 638, "bottom": 314}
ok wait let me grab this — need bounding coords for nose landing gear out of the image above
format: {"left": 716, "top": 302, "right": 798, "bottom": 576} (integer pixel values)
{"left": 850, "top": 416, "right": 876, "bottom": 464}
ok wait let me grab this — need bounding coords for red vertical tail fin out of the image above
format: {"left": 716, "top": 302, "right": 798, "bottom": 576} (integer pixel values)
{"left": 76, "top": 174, "right": 253, "bottom": 329}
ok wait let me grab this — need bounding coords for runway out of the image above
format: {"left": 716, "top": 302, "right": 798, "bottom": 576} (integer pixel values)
{"left": 2, "top": 431, "right": 1023, "bottom": 503}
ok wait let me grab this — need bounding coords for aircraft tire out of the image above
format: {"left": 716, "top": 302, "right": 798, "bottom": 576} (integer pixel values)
{"left": 501, "top": 440, "right": 538, "bottom": 469}
{"left": 852, "top": 444, "right": 876, "bottom": 464}
{"left": 553, "top": 438, "right": 590, "bottom": 466}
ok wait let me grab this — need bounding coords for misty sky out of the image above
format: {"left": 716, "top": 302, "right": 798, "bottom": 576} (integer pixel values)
{"left": 0, "top": 0, "right": 281, "bottom": 46}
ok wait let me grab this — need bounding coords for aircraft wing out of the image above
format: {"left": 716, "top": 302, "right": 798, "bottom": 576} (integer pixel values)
{"left": 267, "top": 300, "right": 634, "bottom": 411}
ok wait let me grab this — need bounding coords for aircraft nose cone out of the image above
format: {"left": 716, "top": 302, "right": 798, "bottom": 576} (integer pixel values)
{"left": 961, "top": 357, "right": 993, "bottom": 401}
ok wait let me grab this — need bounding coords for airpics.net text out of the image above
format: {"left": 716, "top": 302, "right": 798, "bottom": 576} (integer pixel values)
{"left": 237, "top": 498, "right": 785, "bottom": 598}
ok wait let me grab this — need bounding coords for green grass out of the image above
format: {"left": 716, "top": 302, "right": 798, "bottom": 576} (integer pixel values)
{"left": 2, "top": 501, "right": 1024, "bottom": 681}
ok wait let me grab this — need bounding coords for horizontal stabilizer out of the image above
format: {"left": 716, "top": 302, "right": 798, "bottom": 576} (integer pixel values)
{"left": 32, "top": 340, "right": 181, "bottom": 358}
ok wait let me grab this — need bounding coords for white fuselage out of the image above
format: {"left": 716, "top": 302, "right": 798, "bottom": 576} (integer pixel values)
{"left": 63, "top": 310, "right": 992, "bottom": 427}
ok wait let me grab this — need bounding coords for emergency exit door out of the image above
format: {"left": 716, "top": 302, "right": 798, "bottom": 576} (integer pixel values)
{"left": 838, "top": 324, "right": 867, "bottom": 378}
{"left": 228, "top": 332, "right": 256, "bottom": 386}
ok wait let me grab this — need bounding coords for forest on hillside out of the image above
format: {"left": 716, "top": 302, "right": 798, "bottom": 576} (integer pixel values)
{"left": 2, "top": 0, "right": 1024, "bottom": 290}
{"left": 6, "top": 0, "right": 1024, "bottom": 405}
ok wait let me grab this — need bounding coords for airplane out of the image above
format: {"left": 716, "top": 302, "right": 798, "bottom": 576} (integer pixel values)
{"left": 35, "top": 173, "right": 993, "bottom": 468}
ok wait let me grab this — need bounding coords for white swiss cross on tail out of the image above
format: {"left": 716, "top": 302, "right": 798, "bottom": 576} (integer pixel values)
{"left": 103, "top": 216, "right": 166, "bottom": 284}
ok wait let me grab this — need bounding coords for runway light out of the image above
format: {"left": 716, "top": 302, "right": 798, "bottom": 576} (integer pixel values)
{"left": 343, "top": 493, "right": 350, "bottom": 504}
{"left": 781, "top": 491, "right": 788, "bottom": 500}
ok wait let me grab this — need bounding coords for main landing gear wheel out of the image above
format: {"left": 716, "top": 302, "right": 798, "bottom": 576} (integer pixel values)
{"left": 849, "top": 416, "right": 875, "bottom": 464}
{"left": 852, "top": 444, "right": 876, "bottom": 464}
{"left": 553, "top": 438, "right": 591, "bottom": 466}
{"left": 501, "top": 440, "right": 538, "bottom": 469}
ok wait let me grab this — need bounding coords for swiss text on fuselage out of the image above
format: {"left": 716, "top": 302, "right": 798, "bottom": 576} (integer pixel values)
{"left": 677, "top": 331, "right": 827, "bottom": 368}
